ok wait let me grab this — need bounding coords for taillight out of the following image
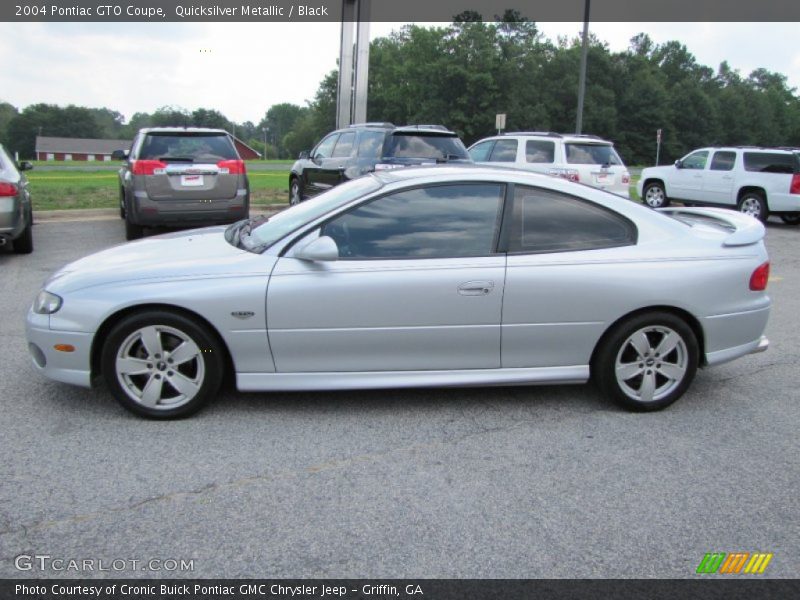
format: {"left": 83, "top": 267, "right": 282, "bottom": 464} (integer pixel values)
{"left": 217, "top": 160, "right": 246, "bottom": 175}
{"left": 749, "top": 261, "right": 770, "bottom": 291}
{"left": 131, "top": 160, "right": 167, "bottom": 175}
{"left": 622, "top": 173, "right": 631, "bottom": 184}
{"left": 790, "top": 173, "right": 800, "bottom": 195}
{"left": 0, "top": 182, "right": 18, "bottom": 196}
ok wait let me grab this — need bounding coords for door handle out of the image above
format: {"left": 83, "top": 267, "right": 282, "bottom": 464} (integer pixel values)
{"left": 458, "top": 281, "right": 494, "bottom": 296}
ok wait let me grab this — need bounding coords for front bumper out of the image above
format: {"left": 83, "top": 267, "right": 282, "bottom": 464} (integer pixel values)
{"left": 26, "top": 311, "right": 93, "bottom": 388}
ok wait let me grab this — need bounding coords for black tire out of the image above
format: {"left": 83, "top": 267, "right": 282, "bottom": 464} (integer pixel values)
{"left": 780, "top": 214, "right": 800, "bottom": 225}
{"left": 642, "top": 181, "right": 669, "bottom": 208}
{"left": 125, "top": 217, "right": 143, "bottom": 241}
{"left": 289, "top": 177, "right": 303, "bottom": 206}
{"left": 737, "top": 192, "right": 768, "bottom": 223}
{"left": 119, "top": 188, "right": 126, "bottom": 219}
{"left": 12, "top": 212, "right": 33, "bottom": 254}
{"left": 593, "top": 311, "right": 699, "bottom": 412}
{"left": 101, "top": 310, "right": 224, "bottom": 419}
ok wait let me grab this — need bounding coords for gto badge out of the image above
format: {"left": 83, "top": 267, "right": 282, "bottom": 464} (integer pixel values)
{"left": 231, "top": 311, "right": 255, "bottom": 319}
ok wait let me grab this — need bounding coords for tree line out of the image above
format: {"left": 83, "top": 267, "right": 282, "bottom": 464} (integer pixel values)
{"left": 2, "top": 15, "right": 799, "bottom": 165}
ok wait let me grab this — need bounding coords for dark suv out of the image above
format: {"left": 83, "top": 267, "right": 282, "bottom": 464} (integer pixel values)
{"left": 288, "top": 123, "right": 471, "bottom": 204}
{"left": 114, "top": 128, "right": 250, "bottom": 240}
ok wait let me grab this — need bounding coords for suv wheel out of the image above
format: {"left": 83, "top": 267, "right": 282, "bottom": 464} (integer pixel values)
{"left": 289, "top": 178, "right": 303, "bottom": 206}
{"left": 119, "top": 188, "right": 126, "bottom": 219}
{"left": 642, "top": 182, "right": 669, "bottom": 208}
{"left": 125, "top": 217, "right": 144, "bottom": 241}
{"left": 738, "top": 192, "right": 768, "bottom": 223}
{"left": 13, "top": 210, "right": 33, "bottom": 254}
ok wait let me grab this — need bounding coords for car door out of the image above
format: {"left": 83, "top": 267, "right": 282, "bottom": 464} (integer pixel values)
{"left": 501, "top": 185, "right": 638, "bottom": 368}
{"left": 671, "top": 150, "right": 709, "bottom": 201}
{"left": 702, "top": 150, "right": 737, "bottom": 205}
{"left": 315, "top": 131, "right": 356, "bottom": 189}
{"left": 303, "top": 133, "right": 339, "bottom": 196}
{"left": 266, "top": 182, "right": 507, "bottom": 373}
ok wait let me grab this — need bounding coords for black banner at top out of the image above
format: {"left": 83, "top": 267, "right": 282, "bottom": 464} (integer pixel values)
{"left": 4, "top": 0, "right": 800, "bottom": 22}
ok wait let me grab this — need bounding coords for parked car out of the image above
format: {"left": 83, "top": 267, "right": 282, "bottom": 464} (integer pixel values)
{"left": 0, "top": 144, "right": 34, "bottom": 254}
{"left": 638, "top": 146, "right": 800, "bottom": 223}
{"left": 288, "top": 123, "right": 471, "bottom": 204}
{"left": 28, "top": 166, "right": 770, "bottom": 419}
{"left": 468, "top": 132, "right": 631, "bottom": 198}
{"left": 113, "top": 127, "right": 250, "bottom": 240}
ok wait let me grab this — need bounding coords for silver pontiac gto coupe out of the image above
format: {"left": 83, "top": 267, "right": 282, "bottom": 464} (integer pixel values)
{"left": 27, "top": 167, "right": 771, "bottom": 418}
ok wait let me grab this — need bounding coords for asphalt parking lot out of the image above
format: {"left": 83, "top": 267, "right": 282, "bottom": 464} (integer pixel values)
{"left": 0, "top": 215, "right": 798, "bottom": 579}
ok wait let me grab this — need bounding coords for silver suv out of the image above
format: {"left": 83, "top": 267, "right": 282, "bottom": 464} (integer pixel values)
{"left": 468, "top": 132, "right": 631, "bottom": 198}
{"left": 0, "top": 143, "right": 34, "bottom": 254}
{"left": 114, "top": 128, "right": 250, "bottom": 240}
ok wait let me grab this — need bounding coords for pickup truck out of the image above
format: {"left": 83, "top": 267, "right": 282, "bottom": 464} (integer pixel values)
{"left": 638, "top": 146, "right": 800, "bottom": 224}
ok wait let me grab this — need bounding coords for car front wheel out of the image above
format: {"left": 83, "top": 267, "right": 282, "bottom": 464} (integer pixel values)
{"left": 738, "top": 192, "right": 768, "bottom": 223}
{"left": 642, "top": 182, "right": 669, "bottom": 208}
{"left": 593, "top": 312, "right": 698, "bottom": 412}
{"left": 101, "top": 310, "right": 224, "bottom": 419}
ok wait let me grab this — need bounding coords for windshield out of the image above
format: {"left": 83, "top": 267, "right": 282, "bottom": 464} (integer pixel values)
{"left": 238, "top": 175, "right": 382, "bottom": 251}
{"left": 384, "top": 134, "right": 469, "bottom": 160}
{"left": 565, "top": 143, "right": 623, "bottom": 166}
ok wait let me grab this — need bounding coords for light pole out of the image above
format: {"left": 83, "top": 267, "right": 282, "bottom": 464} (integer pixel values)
{"left": 262, "top": 127, "right": 268, "bottom": 160}
{"left": 575, "top": 0, "right": 590, "bottom": 134}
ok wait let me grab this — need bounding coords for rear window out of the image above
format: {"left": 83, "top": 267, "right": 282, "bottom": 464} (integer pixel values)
{"left": 743, "top": 152, "right": 798, "bottom": 174}
{"left": 565, "top": 143, "right": 623, "bottom": 166}
{"left": 385, "top": 134, "right": 469, "bottom": 160}
{"left": 139, "top": 133, "right": 239, "bottom": 161}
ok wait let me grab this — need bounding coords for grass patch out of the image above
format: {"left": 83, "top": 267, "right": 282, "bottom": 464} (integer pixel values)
{"left": 27, "top": 169, "right": 291, "bottom": 210}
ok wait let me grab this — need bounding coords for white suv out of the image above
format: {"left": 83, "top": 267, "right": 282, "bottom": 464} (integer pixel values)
{"left": 638, "top": 146, "right": 800, "bottom": 224}
{"left": 468, "top": 132, "right": 631, "bottom": 198}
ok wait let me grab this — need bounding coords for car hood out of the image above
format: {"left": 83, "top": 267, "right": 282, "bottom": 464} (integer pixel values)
{"left": 45, "top": 226, "right": 272, "bottom": 294}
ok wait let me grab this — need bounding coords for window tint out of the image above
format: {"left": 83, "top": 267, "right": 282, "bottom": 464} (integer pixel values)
{"left": 140, "top": 133, "right": 238, "bottom": 161}
{"left": 357, "top": 131, "right": 385, "bottom": 159}
{"left": 322, "top": 183, "right": 504, "bottom": 259}
{"left": 565, "top": 143, "right": 622, "bottom": 165}
{"left": 743, "top": 152, "right": 797, "bottom": 174}
{"left": 526, "top": 140, "right": 555, "bottom": 163}
{"left": 468, "top": 140, "right": 495, "bottom": 162}
{"left": 710, "top": 151, "right": 736, "bottom": 171}
{"left": 508, "top": 186, "right": 636, "bottom": 254}
{"left": 332, "top": 132, "right": 356, "bottom": 158}
{"left": 313, "top": 134, "right": 339, "bottom": 159}
{"left": 384, "top": 134, "right": 469, "bottom": 159}
{"left": 488, "top": 139, "right": 518, "bottom": 162}
{"left": 681, "top": 151, "right": 708, "bottom": 170}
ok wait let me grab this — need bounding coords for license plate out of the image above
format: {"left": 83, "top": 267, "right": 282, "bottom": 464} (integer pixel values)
{"left": 181, "top": 174, "right": 204, "bottom": 187}
{"left": 594, "top": 172, "right": 610, "bottom": 183}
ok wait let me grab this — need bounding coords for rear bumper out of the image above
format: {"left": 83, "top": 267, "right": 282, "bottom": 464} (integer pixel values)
{"left": 129, "top": 189, "right": 249, "bottom": 226}
{"left": 0, "top": 197, "right": 25, "bottom": 240}
{"left": 703, "top": 305, "right": 771, "bottom": 367}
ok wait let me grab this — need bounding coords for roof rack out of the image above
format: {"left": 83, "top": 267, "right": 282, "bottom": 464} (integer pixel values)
{"left": 567, "top": 134, "right": 605, "bottom": 141}
{"left": 348, "top": 122, "right": 395, "bottom": 129}
{"left": 397, "top": 124, "right": 451, "bottom": 131}
{"left": 502, "top": 131, "right": 563, "bottom": 138}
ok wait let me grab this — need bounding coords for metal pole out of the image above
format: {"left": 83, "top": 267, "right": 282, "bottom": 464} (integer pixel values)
{"left": 575, "top": 0, "right": 590, "bottom": 134}
{"left": 352, "top": 1, "right": 371, "bottom": 124}
{"left": 263, "top": 128, "right": 268, "bottom": 160}
{"left": 336, "top": 1, "right": 356, "bottom": 129}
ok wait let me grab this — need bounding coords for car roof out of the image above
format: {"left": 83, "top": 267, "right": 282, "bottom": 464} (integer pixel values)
{"left": 340, "top": 123, "right": 457, "bottom": 135}
{"left": 470, "top": 132, "right": 614, "bottom": 147}
{"left": 139, "top": 127, "right": 231, "bottom": 135}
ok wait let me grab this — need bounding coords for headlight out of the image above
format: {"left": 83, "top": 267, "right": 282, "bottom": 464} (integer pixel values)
{"left": 33, "top": 290, "right": 63, "bottom": 314}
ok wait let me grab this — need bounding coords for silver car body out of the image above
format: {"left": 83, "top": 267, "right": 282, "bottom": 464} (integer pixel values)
{"left": 27, "top": 167, "right": 769, "bottom": 396}
{"left": 0, "top": 144, "right": 32, "bottom": 247}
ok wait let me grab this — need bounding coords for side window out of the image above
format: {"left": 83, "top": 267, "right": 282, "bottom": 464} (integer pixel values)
{"left": 468, "top": 140, "right": 495, "bottom": 162}
{"left": 743, "top": 152, "right": 796, "bottom": 174}
{"left": 488, "top": 139, "right": 518, "bottom": 162}
{"left": 507, "top": 186, "right": 636, "bottom": 254}
{"left": 357, "top": 131, "right": 385, "bottom": 159}
{"left": 322, "top": 183, "right": 505, "bottom": 259}
{"left": 313, "top": 134, "right": 339, "bottom": 159}
{"left": 525, "top": 140, "right": 555, "bottom": 164}
{"left": 681, "top": 151, "right": 709, "bottom": 170}
{"left": 332, "top": 132, "right": 356, "bottom": 158}
{"left": 710, "top": 151, "right": 736, "bottom": 171}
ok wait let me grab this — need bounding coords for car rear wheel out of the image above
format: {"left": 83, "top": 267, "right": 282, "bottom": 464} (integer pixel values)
{"left": 125, "top": 217, "right": 143, "bottom": 241}
{"left": 101, "top": 310, "right": 224, "bottom": 419}
{"left": 780, "top": 214, "right": 800, "bottom": 225}
{"left": 119, "top": 188, "right": 126, "bottom": 219}
{"left": 13, "top": 210, "right": 33, "bottom": 254}
{"left": 289, "top": 178, "right": 303, "bottom": 206}
{"left": 738, "top": 192, "right": 768, "bottom": 223}
{"left": 642, "top": 182, "right": 669, "bottom": 208}
{"left": 593, "top": 312, "right": 698, "bottom": 412}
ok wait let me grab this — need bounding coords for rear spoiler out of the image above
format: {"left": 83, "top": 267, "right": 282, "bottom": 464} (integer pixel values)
{"left": 657, "top": 207, "right": 765, "bottom": 247}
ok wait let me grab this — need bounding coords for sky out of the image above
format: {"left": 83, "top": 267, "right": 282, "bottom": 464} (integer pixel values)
{"left": 0, "top": 21, "right": 798, "bottom": 125}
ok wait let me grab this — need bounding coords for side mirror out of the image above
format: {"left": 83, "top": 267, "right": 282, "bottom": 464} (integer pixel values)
{"left": 298, "top": 150, "right": 309, "bottom": 160}
{"left": 674, "top": 159, "right": 682, "bottom": 169}
{"left": 111, "top": 149, "right": 128, "bottom": 161}
{"left": 294, "top": 235, "right": 339, "bottom": 262}
{"left": 18, "top": 161, "right": 33, "bottom": 171}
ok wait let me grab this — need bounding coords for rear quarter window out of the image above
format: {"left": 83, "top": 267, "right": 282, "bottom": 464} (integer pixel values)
{"left": 743, "top": 152, "right": 797, "bottom": 174}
